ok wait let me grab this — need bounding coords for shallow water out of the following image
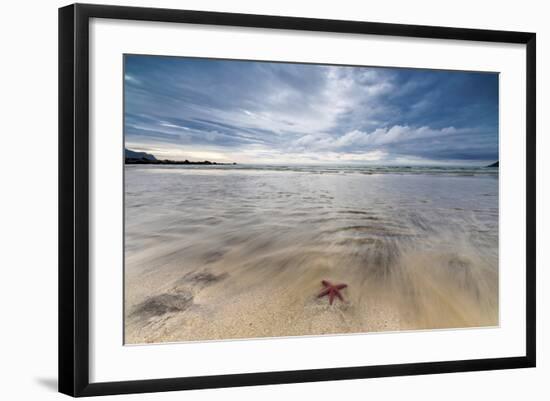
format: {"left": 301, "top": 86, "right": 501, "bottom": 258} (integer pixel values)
{"left": 124, "top": 165, "right": 498, "bottom": 343}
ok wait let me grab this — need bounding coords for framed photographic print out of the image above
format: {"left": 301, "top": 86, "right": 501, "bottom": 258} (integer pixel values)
{"left": 58, "top": 3, "right": 536, "bottom": 397}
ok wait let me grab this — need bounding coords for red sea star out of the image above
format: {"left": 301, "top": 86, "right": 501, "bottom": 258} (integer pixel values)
{"left": 317, "top": 280, "right": 348, "bottom": 305}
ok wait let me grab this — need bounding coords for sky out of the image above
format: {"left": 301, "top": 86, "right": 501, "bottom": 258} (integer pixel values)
{"left": 124, "top": 55, "right": 499, "bottom": 165}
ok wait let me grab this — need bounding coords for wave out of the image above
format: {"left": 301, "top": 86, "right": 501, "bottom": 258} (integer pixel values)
{"left": 127, "top": 163, "right": 499, "bottom": 177}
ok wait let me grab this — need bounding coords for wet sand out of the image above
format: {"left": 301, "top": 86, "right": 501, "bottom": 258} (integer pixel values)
{"left": 124, "top": 165, "right": 498, "bottom": 344}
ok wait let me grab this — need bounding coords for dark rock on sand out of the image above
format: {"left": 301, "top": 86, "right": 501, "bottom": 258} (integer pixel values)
{"left": 131, "top": 291, "right": 193, "bottom": 318}
{"left": 186, "top": 271, "right": 228, "bottom": 284}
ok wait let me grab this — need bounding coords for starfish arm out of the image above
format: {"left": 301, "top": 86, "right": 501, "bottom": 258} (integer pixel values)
{"left": 317, "top": 288, "right": 331, "bottom": 298}
{"left": 329, "top": 291, "right": 335, "bottom": 305}
{"left": 321, "top": 280, "right": 332, "bottom": 287}
{"left": 335, "top": 284, "right": 347, "bottom": 290}
{"left": 335, "top": 290, "right": 344, "bottom": 301}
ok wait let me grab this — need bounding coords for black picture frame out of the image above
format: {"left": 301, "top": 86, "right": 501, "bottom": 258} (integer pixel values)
{"left": 59, "top": 3, "right": 536, "bottom": 397}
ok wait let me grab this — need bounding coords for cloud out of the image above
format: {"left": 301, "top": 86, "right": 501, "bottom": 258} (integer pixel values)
{"left": 290, "top": 125, "right": 475, "bottom": 156}
{"left": 124, "top": 74, "right": 141, "bottom": 85}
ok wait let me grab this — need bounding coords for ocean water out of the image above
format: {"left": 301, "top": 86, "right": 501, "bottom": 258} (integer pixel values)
{"left": 124, "top": 165, "right": 498, "bottom": 343}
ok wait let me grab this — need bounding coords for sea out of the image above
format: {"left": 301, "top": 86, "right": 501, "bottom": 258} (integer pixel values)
{"left": 124, "top": 164, "right": 499, "bottom": 342}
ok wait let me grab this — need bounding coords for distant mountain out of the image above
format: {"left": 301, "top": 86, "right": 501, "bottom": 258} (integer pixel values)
{"left": 125, "top": 158, "right": 237, "bottom": 166}
{"left": 124, "top": 148, "right": 236, "bottom": 165}
{"left": 487, "top": 161, "right": 499, "bottom": 168}
{"left": 125, "top": 148, "right": 157, "bottom": 161}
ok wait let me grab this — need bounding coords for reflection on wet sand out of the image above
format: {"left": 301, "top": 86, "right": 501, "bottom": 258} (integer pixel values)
{"left": 124, "top": 165, "right": 498, "bottom": 344}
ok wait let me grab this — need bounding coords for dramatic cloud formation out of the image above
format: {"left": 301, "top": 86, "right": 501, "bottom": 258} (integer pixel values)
{"left": 124, "top": 55, "right": 498, "bottom": 165}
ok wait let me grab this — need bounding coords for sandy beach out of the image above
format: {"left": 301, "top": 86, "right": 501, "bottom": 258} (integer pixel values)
{"left": 124, "top": 165, "right": 498, "bottom": 344}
